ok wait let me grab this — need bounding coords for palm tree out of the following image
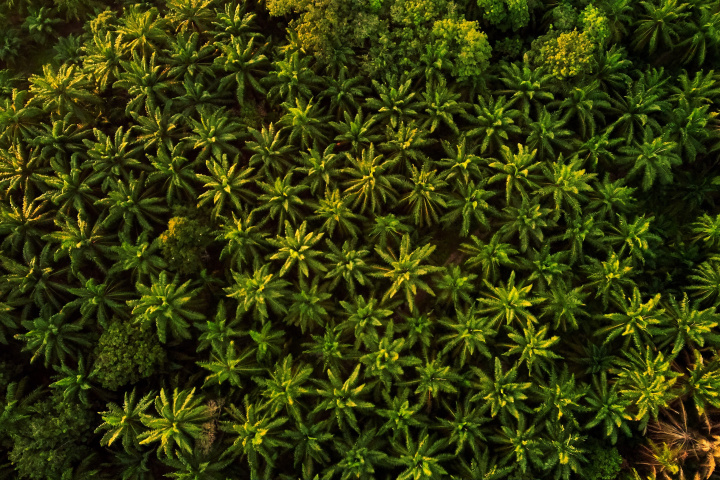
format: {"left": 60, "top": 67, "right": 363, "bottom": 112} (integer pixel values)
{"left": 552, "top": 81, "right": 611, "bottom": 140}
{"left": 43, "top": 212, "right": 115, "bottom": 276}
{"left": 495, "top": 62, "right": 555, "bottom": 120}
{"left": 409, "top": 355, "right": 461, "bottom": 410}
{"left": 147, "top": 142, "right": 200, "bottom": 206}
{"left": 138, "top": 388, "right": 213, "bottom": 458}
{"left": 83, "top": 126, "right": 145, "bottom": 192}
{"left": 0, "top": 89, "right": 43, "bottom": 147}
{"left": 28, "top": 65, "right": 100, "bottom": 124}
{"left": 38, "top": 155, "right": 102, "bottom": 217}
{"left": 393, "top": 430, "right": 453, "bottom": 480}
{"left": 364, "top": 76, "right": 423, "bottom": 129}
{"left": 584, "top": 372, "right": 633, "bottom": 445}
{"left": 96, "top": 173, "right": 168, "bottom": 236}
{"left": 96, "top": 388, "right": 155, "bottom": 453}
{"left": 401, "top": 161, "right": 448, "bottom": 228}
{"left": 465, "top": 95, "right": 521, "bottom": 154}
{"left": 114, "top": 52, "right": 178, "bottom": 117}
{"left": 277, "top": 97, "right": 330, "bottom": 150}
{"left": 584, "top": 251, "right": 635, "bottom": 307}
{"left": 246, "top": 122, "right": 295, "bottom": 178}
{"left": 196, "top": 153, "right": 255, "bottom": 221}
{"left": 342, "top": 144, "right": 403, "bottom": 215}
{"left": 421, "top": 77, "right": 468, "bottom": 135}
{"left": 605, "top": 214, "right": 661, "bottom": 265}
{"left": 15, "top": 306, "right": 92, "bottom": 367}
{"left": 381, "top": 121, "right": 434, "bottom": 172}
{"left": 490, "top": 414, "right": 543, "bottom": 476}
{"left": 478, "top": 270, "right": 543, "bottom": 328}
{"left": 438, "top": 305, "right": 496, "bottom": 367}
{"left": 614, "top": 347, "right": 681, "bottom": 431}
{"left": 540, "top": 281, "right": 590, "bottom": 332}
{"left": 667, "top": 97, "right": 717, "bottom": 164}
{"left": 435, "top": 265, "right": 478, "bottom": 309}
{"left": 222, "top": 396, "right": 291, "bottom": 478}
{"left": 320, "top": 65, "right": 370, "bottom": 120}
{"left": 441, "top": 180, "right": 496, "bottom": 237}
{"left": 618, "top": 127, "right": 681, "bottom": 191}
{"left": 587, "top": 174, "right": 637, "bottom": 221}
{"left": 285, "top": 278, "right": 332, "bottom": 333}
{"left": 312, "top": 364, "right": 374, "bottom": 433}
{"left": 688, "top": 260, "right": 720, "bottom": 307}
{"left": 224, "top": 264, "right": 292, "bottom": 322}
{"left": 609, "top": 81, "right": 669, "bottom": 146}
{"left": 538, "top": 153, "right": 596, "bottom": 221}
{"left": 498, "top": 197, "right": 553, "bottom": 253}
{"left": 0, "top": 194, "right": 53, "bottom": 255}
{"left": 656, "top": 293, "right": 720, "bottom": 356}
{"left": 374, "top": 234, "right": 443, "bottom": 312}
{"left": 116, "top": 5, "right": 170, "bottom": 57}
{"left": 166, "top": 31, "right": 217, "bottom": 80}
{"left": 267, "top": 221, "right": 326, "bottom": 279}
{"left": 323, "top": 239, "right": 371, "bottom": 295}
{"left": 82, "top": 31, "right": 124, "bottom": 92}
{"left": 460, "top": 232, "right": 518, "bottom": 282}
{"left": 129, "top": 271, "right": 206, "bottom": 344}
{"left": 186, "top": 106, "right": 247, "bottom": 160}
{"left": 198, "top": 340, "right": 262, "bottom": 388}
{"left": 632, "top": 0, "right": 689, "bottom": 56}
{"left": 525, "top": 108, "right": 577, "bottom": 161}
{"left": 310, "top": 188, "right": 365, "bottom": 238}
{"left": 330, "top": 109, "right": 383, "bottom": 156}
{"left": 325, "top": 427, "right": 390, "bottom": 480}
{"left": 436, "top": 135, "right": 484, "bottom": 186}
{"left": 296, "top": 144, "right": 341, "bottom": 195}
{"left": 337, "top": 295, "right": 393, "bottom": 350}
{"left": 66, "top": 276, "right": 132, "bottom": 328}
{"left": 503, "top": 323, "right": 561, "bottom": 376}
{"left": 540, "top": 421, "right": 587, "bottom": 480}
{"left": 165, "top": 0, "right": 215, "bottom": 33}
{"left": 108, "top": 232, "right": 168, "bottom": 284}
{"left": 283, "top": 413, "right": 332, "bottom": 476}
{"left": 215, "top": 36, "right": 269, "bottom": 105}
{"left": 486, "top": 143, "right": 542, "bottom": 205}
{"left": 471, "top": 357, "right": 531, "bottom": 420}
{"left": 256, "top": 354, "right": 314, "bottom": 422}
{"left": 265, "top": 50, "right": 324, "bottom": 105}
{"left": 255, "top": 173, "right": 308, "bottom": 232}
{"left": 132, "top": 104, "right": 185, "bottom": 154}
{"left": 216, "top": 210, "right": 268, "bottom": 271}
{"left": 360, "top": 319, "right": 421, "bottom": 393}
{"left": 211, "top": 3, "right": 261, "bottom": 43}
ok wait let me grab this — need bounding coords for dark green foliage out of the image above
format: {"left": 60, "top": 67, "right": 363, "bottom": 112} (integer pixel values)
{"left": 92, "top": 319, "right": 166, "bottom": 391}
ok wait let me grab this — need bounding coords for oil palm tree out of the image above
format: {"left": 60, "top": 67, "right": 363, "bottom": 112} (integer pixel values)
{"left": 114, "top": 52, "right": 178, "bottom": 117}
{"left": 486, "top": 143, "right": 542, "bottom": 205}
{"left": 129, "top": 271, "right": 206, "bottom": 344}
{"left": 28, "top": 64, "right": 100, "bottom": 124}
{"left": 310, "top": 188, "right": 365, "bottom": 238}
{"left": 96, "top": 388, "right": 154, "bottom": 453}
{"left": 215, "top": 36, "right": 269, "bottom": 105}
{"left": 465, "top": 95, "right": 521, "bottom": 154}
{"left": 478, "top": 270, "right": 543, "bottom": 328}
{"left": 196, "top": 153, "right": 255, "bottom": 221}
{"left": 312, "top": 364, "right": 374, "bottom": 433}
{"left": 15, "top": 306, "right": 92, "bottom": 367}
{"left": 224, "top": 264, "right": 292, "bottom": 322}
{"left": 618, "top": 127, "right": 682, "bottom": 191}
{"left": 186, "top": 106, "right": 247, "bottom": 160}
{"left": 277, "top": 97, "right": 330, "bottom": 150}
{"left": 246, "top": 123, "right": 295, "bottom": 178}
{"left": 342, "top": 144, "right": 403, "bottom": 215}
{"left": 138, "top": 388, "right": 213, "bottom": 458}
{"left": 374, "top": 234, "right": 443, "bottom": 312}
{"left": 267, "top": 221, "right": 326, "bottom": 279}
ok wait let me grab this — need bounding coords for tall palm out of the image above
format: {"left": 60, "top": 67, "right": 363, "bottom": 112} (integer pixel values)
{"left": 138, "top": 388, "right": 213, "bottom": 458}
{"left": 129, "top": 271, "right": 205, "bottom": 344}
{"left": 465, "top": 95, "right": 521, "bottom": 154}
{"left": 196, "top": 153, "right": 255, "bottom": 221}
{"left": 486, "top": 143, "right": 542, "bottom": 205}
{"left": 215, "top": 36, "right": 269, "bottom": 105}
{"left": 267, "top": 221, "right": 326, "bottom": 279}
{"left": 495, "top": 62, "right": 555, "bottom": 120}
{"left": 277, "top": 97, "right": 330, "bottom": 150}
{"left": 96, "top": 388, "right": 154, "bottom": 453}
{"left": 186, "top": 106, "right": 247, "bottom": 160}
{"left": 224, "top": 264, "right": 292, "bottom": 322}
{"left": 114, "top": 52, "right": 178, "bottom": 117}
{"left": 478, "top": 270, "right": 543, "bottom": 328}
{"left": 342, "top": 144, "right": 403, "bottom": 215}
{"left": 374, "top": 234, "right": 443, "bottom": 312}
{"left": 28, "top": 65, "right": 100, "bottom": 124}
{"left": 246, "top": 123, "right": 295, "bottom": 178}
{"left": 618, "top": 127, "right": 681, "bottom": 191}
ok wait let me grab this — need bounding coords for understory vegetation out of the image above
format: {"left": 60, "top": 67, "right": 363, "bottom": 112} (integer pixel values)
{"left": 2, "top": 0, "right": 720, "bottom": 478}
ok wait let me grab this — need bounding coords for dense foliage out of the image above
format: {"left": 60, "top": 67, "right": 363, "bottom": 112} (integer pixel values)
{"left": 1, "top": 0, "right": 720, "bottom": 478}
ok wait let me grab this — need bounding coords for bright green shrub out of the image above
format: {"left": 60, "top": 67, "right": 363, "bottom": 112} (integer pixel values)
{"left": 159, "top": 216, "right": 211, "bottom": 276}
{"left": 429, "top": 18, "right": 492, "bottom": 80}
{"left": 537, "top": 29, "right": 595, "bottom": 79}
